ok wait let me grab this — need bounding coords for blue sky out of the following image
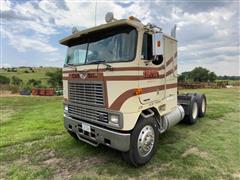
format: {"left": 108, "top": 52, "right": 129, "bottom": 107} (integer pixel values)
{"left": 1, "top": 0, "right": 239, "bottom": 75}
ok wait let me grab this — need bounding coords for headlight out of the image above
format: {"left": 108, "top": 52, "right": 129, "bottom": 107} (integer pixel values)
{"left": 109, "top": 114, "right": 119, "bottom": 125}
{"left": 64, "top": 105, "right": 68, "bottom": 112}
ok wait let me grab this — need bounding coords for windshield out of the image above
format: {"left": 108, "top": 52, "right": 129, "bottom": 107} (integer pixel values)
{"left": 65, "top": 25, "right": 137, "bottom": 65}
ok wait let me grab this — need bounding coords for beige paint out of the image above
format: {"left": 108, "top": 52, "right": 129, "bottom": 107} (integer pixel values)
{"left": 63, "top": 80, "right": 68, "bottom": 99}
{"left": 61, "top": 18, "right": 178, "bottom": 131}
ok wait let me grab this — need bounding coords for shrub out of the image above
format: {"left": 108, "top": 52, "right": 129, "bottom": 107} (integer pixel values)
{"left": 0, "top": 75, "right": 10, "bottom": 84}
{"left": 24, "top": 70, "right": 29, "bottom": 73}
{"left": 27, "top": 79, "right": 41, "bottom": 87}
{"left": 9, "top": 85, "right": 19, "bottom": 94}
{"left": 46, "top": 69, "right": 62, "bottom": 88}
{"left": 11, "top": 76, "right": 23, "bottom": 86}
{"left": 12, "top": 68, "right": 17, "bottom": 72}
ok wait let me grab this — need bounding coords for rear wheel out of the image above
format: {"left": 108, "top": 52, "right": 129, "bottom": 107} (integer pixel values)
{"left": 183, "top": 96, "right": 198, "bottom": 124}
{"left": 197, "top": 94, "right": 207, "bottom": 117}
{"left": 122, "top": 116, "right": 159, "bottom": 167}
{"left": 186, "top": 93, "right": 207, "bottom": 118}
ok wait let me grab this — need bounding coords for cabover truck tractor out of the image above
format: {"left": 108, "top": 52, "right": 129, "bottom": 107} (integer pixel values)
{"left": 60, "top": 12, "right": 207, "bottom": 167}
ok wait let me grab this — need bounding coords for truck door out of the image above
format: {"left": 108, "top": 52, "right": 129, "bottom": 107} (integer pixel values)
{"left": 139, "top": 32, "right": 166, "bottom": 105}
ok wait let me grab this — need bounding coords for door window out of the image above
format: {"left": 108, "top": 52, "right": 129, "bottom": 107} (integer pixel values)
{"left": 141, "top": 33, "right": 153, "bottom": 60}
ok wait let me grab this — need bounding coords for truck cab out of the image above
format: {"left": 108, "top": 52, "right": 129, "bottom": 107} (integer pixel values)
{"left": 60, "top": 13, "right": 207, "bottom": 166}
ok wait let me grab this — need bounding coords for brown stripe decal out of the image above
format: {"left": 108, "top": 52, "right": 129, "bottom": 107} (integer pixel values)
{"left": 62, "top": 66, "right": 177, "bottom": 81}
{"left": 174, "top": 51, "right": 177, "bottom": 58}
{"left": 166, "top": 57, "right": 173, "bottom": 66}
{"left": 63, "top": 66, "right": 164, "bottom": 73}
{"left": 109, "top": 89, "right": 135, "bottom": 111}
{"left": 110, "top": 83, "right": 177, "bottom": 111}
{"left": 63, "top": 61, "right": 177, "bottom": 81}
{"left": 63, "top": 52, "right": 176, "bottom": 74}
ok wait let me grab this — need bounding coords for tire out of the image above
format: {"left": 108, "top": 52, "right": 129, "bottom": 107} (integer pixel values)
{"left": 67, "top": 130, "right": 78, "bottom": 141}
{"left": 183, "top": 96, "right": 198, "bottom": 124}
{"left": 187, "top": 93, "right": 207, "bottom": 118}
{"left": 196, "top": 94, "right": 207, "bottom": 117}
{"left": 122, "top": 116, "right": 159, "bottom": 167}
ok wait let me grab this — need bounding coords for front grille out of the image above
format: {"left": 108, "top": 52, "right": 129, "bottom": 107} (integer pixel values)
{"left": 68, "top": 104, "right": 108, "bottom": 123}
{"left": 68, "top": 81, "right": 105, "bottom": 106}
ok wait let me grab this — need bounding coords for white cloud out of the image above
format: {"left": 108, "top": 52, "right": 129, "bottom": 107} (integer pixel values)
{"left": 0, "top": 0, "right": 11, "bottom": 11}
{"left": 1, "top": 29, "right": 57, "bottom": 52}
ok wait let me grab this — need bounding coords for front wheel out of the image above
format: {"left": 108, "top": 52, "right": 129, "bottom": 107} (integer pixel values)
{"left": 122, "top": 116, "right": 159, "bottom": 167}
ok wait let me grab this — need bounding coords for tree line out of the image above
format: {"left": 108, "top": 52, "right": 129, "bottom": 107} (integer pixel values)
{"left": 178, "top": 67, "right": 239, "bottom": 82}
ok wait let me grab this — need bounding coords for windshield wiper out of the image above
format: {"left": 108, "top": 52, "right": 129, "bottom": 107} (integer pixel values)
{"left": 87, "top": 60, "right": 112, "bottom": 71}
{"left": 64, "top": 63, "right": 77, "bottom": 70}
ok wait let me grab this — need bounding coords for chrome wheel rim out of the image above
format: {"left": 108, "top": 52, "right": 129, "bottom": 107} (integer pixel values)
{"left": 192, "top": 102, "right": 198, "bottom": 119}
{"left": 137, "top": 125, "right": 155, "bottom": 157}
{"left": 202, "top": 99, "right": 206, "bottom": 113}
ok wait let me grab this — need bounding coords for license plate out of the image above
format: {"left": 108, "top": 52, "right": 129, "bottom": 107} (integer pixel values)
{"left": 82, "top": 123, "right": 91, "bottom": 133}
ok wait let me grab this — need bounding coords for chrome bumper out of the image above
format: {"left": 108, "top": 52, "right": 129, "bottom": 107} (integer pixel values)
{"left": 64, "top": 115, "right": 130, "bottom": 152}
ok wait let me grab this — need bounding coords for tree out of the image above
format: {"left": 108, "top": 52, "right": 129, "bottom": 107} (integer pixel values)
{"left": 190, "top": 67, "right": 209, "bottom": 82}
{"left": 208, "top": 72, "right": 217, "bottom": 82}
{"left": 178, "top": 72, "right": 191, "bottom": 82}
{"left": 46, "top": 69, "right": 62, "bottom": 88}
{"left": 11, "top": 76, "right": 23, "bottom": 86}
{"left": 0, "top": 75, "right": 10, "bottom": 84}
{"left": 179, "top": 67, "right": 217, "bottom": 82}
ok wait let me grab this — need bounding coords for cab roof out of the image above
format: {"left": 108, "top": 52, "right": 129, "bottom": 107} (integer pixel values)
{"left": 59, "top": 19, "right": 144, "bottom": 46}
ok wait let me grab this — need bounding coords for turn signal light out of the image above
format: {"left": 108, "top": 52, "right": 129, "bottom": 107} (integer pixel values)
{"left": 135, "top": 88, "right": 143, "bottom": 95}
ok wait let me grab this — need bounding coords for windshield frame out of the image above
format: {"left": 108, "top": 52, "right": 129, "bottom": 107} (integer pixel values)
{"left": 64, "top": 25, "right": 138, "bottom": 66}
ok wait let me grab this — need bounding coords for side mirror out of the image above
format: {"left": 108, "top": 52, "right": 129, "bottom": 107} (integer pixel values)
{"left": 152, "top": 55, "right": 163, "bottom": 65}
{"left": 152, "top": 32, "right": 164, "bottom": 65}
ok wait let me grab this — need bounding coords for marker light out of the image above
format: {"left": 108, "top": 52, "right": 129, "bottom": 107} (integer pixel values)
{"left": 129, "top": 16, "right": 135, "bottom": 20}
{"left": 135, "top": 88, "right": 143, "bottom": 95}
{"left": 128, "top": 16, "right": 141, "bottom": 22}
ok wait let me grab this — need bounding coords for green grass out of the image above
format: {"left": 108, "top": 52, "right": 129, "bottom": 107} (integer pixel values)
{"left": 0, "top": 88, "right": 240, "bottom": 179}
{"left": 0, "top": 67, "right": 60, "bottom": 85}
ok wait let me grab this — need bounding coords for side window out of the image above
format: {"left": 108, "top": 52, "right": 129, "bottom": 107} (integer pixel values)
{"left": 141, "top": 33, "right": 153, "bottom": 60}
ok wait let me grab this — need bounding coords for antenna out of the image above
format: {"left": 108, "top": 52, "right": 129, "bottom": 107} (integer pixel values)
{"left": 94, "top": 0, "right": 97, "bottom": 26}
{"left": 171, "top": 24, "right": 177, "bottom": 38}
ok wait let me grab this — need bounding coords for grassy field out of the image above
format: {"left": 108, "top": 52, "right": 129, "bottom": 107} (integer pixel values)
{"left": 0, "top": 88, "right": 239, "bottom": 179}
{"left": 0, "top": 67, "right": 60, "bottom": 85}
